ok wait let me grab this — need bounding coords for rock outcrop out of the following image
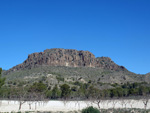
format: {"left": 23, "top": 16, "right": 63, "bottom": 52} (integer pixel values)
{"left": 9, "top": 48, "right": 126, "bottom": 72}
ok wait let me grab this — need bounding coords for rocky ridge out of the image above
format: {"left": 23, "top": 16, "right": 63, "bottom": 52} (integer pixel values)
{"left": 9, "top": 48, "right": 126, "bottom": 72}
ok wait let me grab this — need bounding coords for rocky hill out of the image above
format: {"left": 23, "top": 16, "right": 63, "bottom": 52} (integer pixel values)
{"left": 7, "top": 48, "right": 126, "bottom": 73}
{"left": 3, "top": 48, "right": 149, "bottom": 87}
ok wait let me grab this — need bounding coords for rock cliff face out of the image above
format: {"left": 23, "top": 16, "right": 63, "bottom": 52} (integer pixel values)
{"left": 9, "top": 48, "right": 126, "bottom": 72}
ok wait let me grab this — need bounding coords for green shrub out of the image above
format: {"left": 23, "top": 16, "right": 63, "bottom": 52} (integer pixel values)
{"left": 82, "top": 106, "right": 100, "bottom": 113}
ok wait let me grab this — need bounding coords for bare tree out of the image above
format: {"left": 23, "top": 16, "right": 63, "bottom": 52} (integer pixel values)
{"left": 141, "top": 96, "right": 150, "bottom": 110}
{"left": 16, "top": 87, "right": 28, "bottom": 110}
{"left": 26, "top": 92, "right": 35, "bottom": 110}
{"left": 128, "top": 99, "right": 135, "bottom": 108}
{"left": 105, "top": 99, "right": 111, "bottom": 108}
{"left": 27, "top": 101, "right": 33, "bottom": 110}
{"left": 87, "top": 87, "right": 103, "bottom": 110}
{"left": 74, "top": 97, "right": 82, "bottom": 110}
{"left": 119, "top": 98, "right": 128, "bottom": 109}
{"left": 111, "top": 99, "right": 118, "bottom": 109}
{"left": 93, "top": 99, "right": 102, "bottom": 110}
{"left": 27, "top": 81, "right": 48, "bottom": 110}
{"left": 29, "top": 91, "right": 46, "bottom": 110}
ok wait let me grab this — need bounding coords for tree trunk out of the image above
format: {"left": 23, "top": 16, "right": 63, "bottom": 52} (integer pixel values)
{"left": 29, "top": 104, "right": 31, "bottom": 109}
{"left": 19, "top": 102, "right": 22, "bottom": 110}
{"left": 98, "top": 101, "right": 101, "bottom": 110}
{"left": 144, "top": 104, "right": 147, "bottom": 110}
{"left": 35, "top": 103, "right": 37, "bottom": 110}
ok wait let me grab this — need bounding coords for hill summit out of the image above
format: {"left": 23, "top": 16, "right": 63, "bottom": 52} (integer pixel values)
{"left": 9, "top": 48, "right": 126, "bottom": 72}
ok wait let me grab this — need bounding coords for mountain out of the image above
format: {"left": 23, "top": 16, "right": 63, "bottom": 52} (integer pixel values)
{"left": 2, "top": 48, "right": 149, "bottom": 87}
{"left": 7, "top": 48, "right": 126, "bottom": 73}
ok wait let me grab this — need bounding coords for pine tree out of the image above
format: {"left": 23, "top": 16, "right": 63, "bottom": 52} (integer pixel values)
{"left": 0, "top": 68, "right": 5, "bottom": 89}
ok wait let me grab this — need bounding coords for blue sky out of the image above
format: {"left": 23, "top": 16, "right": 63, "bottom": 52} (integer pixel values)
{"left": 0, "top": 0, "right": 150, "bottom": 74}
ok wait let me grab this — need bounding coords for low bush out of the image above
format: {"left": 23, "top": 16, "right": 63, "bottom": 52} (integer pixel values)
{"left": 82, "top": 106, "right": 100, "bottom": 113}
